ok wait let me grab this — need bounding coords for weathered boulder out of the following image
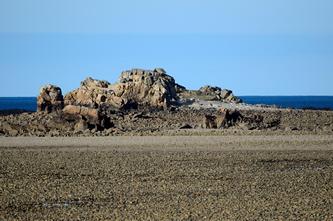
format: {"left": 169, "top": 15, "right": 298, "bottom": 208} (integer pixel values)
{"left": 62, "top": 105, "right": 113, "bottom": 130}
{"left": 63, "top": 105, "right": 100, "bottom": 124}
{"left": 64, "top": 68, "right": 179, "bottom": 110}
{"left": 199, "top": 86, "right": 242, "bottom": 103}
{"left": 37, "top": 84, "right": 64, "bottom": 112}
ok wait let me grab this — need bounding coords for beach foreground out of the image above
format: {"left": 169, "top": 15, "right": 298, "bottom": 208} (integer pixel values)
{"left": 1, "top": 135, "right": 333, "bottom": 220}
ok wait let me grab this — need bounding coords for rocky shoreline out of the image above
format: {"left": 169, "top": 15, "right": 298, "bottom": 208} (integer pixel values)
{"left": 1, "top": 68, "right": 332, "bottom": 137}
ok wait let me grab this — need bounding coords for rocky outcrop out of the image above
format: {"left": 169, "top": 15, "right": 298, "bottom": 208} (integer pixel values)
{"left": 198, "top": 86, "right": 242, "bottom": 103}
{"left": 31, "top": 68, "right": 248, "bottom": 134}
{"left": 37, "top": 84, "right": 64, "bottom": 112}
{"left": 64, "top": 68, "right": 178, "bottom": 110}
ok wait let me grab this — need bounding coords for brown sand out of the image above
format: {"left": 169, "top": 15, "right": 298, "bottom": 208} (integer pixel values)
{"left": 1, "top": 135, "right": 333, "bottom": 220}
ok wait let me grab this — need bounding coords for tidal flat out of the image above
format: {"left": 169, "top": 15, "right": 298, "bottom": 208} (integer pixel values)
{"left": 1, "top": 135, "right": 333, "bottom": 220}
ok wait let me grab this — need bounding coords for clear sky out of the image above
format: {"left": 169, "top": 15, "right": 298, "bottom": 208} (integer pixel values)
{"left": 0, "top": 0, "right": 332, "bottom": 96}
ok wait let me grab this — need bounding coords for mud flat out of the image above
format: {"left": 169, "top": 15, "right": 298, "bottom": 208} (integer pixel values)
{"left": 1, "top": 135, "right": 333, "bottom": 220}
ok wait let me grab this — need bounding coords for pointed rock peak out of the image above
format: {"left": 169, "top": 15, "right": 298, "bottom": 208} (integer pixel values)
{"left": 80, "top": 77, "right": 110, "bottom": 89}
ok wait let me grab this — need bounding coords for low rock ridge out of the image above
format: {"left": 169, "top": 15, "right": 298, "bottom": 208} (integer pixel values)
{"left": 1, "top": 107, "right": 333, "bottom": 137}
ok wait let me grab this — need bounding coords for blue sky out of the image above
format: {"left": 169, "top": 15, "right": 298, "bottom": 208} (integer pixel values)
{"left": 0, "top": 0, "right": 332, "bottom": 96}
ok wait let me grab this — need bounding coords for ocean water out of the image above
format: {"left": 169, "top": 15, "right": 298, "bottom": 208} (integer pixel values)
{"left": 240, "top": 96, "right": 333, "bottom": 110}
{"left": 0, "top": 96, "right": 333, "bottom": 112}
{"left": 0, "top": 97, "right": 37, "bottom": 112}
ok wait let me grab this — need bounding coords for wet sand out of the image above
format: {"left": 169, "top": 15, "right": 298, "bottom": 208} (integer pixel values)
{"left": 1, "top": 135, "right": 333, "bottom": 220}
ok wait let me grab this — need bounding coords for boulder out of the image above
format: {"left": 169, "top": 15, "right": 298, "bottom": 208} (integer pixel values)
{"left": 62, "top": 105, "right": 112, "bottom": 130}
{"left": 63, "top": 105, "right": 99, "bottom": 124}
{"left": 37, "top": 84, "right": 64, "bottom": 112}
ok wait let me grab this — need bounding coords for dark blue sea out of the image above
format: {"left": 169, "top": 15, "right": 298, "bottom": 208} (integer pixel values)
{"left": 0, "top": 96, "right": 333, "bottom": 112}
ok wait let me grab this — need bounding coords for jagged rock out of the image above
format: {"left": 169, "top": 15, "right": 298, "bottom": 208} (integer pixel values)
{"left": 216, "top": 108, "right": 230, "bottom": 128}
{"left": 37, "top": 84, "right": 64, "bottom": 112}
{"left": 203, "top": 115, "right": 217, "bottom": 129}
{"left": 199, "top": 86, "right": 242, "bottom": 103}
{"left": 64, "top": 68, "right": 179, "bottom": 110}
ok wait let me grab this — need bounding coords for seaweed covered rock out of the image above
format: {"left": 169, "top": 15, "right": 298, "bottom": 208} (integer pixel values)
{"left": 37, "top": 84, "right": 64, "bottom": 112}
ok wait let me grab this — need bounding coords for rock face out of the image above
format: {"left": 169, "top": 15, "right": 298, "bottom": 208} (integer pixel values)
{"left": 64, "top": 68, "right": 178, "bottom": 110}
{"left": 199, "top": 86, "right": 242, "bottom": 103}
{"left": 37, "top": 84, "right": 64, "bottom": 112}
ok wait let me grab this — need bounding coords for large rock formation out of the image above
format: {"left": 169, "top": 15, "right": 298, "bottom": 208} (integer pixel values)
{"left": 37, "top": 84, "right": 64, "bottom": 112}
{"left": 64, "top": 68, "right": 178, "bottom": 110}
{"left": 37, "top": 68, "right": 242, "bottom": 117}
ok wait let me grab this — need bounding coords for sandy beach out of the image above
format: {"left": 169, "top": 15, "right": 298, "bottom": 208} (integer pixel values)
{"left": 1, "top": 134, "right": 333, "bottom": 220}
